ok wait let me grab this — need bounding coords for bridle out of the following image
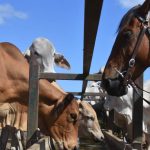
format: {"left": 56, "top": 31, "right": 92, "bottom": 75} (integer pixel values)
{"left": 123, "top": 14, "right": 150, "bottom": 86}
{"left": 115, "top": 12, "right": 150, "bottom": 84}
{"left": 115, "top": 12, "right": 150, "bottom": 104}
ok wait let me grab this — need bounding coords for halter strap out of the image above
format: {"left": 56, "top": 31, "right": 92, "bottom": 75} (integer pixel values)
{"left": 123, "top": 23, "right": 148, "bottom": 85}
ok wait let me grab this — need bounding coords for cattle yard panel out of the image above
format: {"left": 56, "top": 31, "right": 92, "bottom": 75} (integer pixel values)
{"left": 27, "top": 0, "right": 143, "bottom": 149}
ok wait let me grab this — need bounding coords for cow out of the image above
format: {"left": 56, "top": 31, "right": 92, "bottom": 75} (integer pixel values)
{"left": 24, "top": 37, "right": 70, "bottom": 72}
{"left": 0, "top": 41, "right": 79, "bottom": 150}
{"left": 78, "top": 100, "right": 104, "bottom": 142}
{"left": 0, "top": 100, "right": 105, "bottom": 148}
{"left": 100, "top": 79, "right": 150, "bottom": 149}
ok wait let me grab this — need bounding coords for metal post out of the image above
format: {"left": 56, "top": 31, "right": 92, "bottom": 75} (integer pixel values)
{"left": 132, "top": 74, "right": 143, "bottom": 149}
{"left": 27, "top": 52, "right": 40, "bottom": 142}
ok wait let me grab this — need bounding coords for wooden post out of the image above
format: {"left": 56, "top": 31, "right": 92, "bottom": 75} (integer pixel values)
{"left": 132, "top": 74, "right": 143, "bottom": 149}
{"left": 27, "top": 52, "right": 40, "bottom": 142}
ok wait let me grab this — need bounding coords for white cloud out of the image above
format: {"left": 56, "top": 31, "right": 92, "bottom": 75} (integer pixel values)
{"left": 118, "top": 0, "right": 144, "bottom": 8}
{"left": 0, "top": 3, "right": 28, "bottom": 24}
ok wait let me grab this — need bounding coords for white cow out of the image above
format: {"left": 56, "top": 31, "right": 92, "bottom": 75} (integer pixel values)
{"left": 143, "top": 80, "right": 150, "bottom": 149}
{"left": 78, "top": 100, "right": 104, "bottom": 142}
{"left": 103, "top": 86, "right": 133, "bottom": 142}
{"left": 85, "top": 81, "right": 104, "bottom": 105}
{"left": 24, "top": 37, "right": 70, "bottom": 72}
{"left": 86, "top": 80, "right": 150, "bottom": 148}
{"left": 103, "top": 80, "right": 150, "bottom": 149}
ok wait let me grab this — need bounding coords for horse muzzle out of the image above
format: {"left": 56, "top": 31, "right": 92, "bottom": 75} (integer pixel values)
{"left": 101, "top": 78, "right": 128, "bottom": 96}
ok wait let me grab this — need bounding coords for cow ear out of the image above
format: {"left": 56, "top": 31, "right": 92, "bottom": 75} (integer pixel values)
{"left": 54, "top": 53, "right": 71, "bottom": 69}
{"left": 79, "top": 102, "right": 84, "bottom": 113}
{"left": 137, "top": 0, "right": 150, "bottom": 17}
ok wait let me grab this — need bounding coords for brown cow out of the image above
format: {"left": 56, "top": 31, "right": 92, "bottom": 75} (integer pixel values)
{"left": 0, "top": 42, "right": 79, "bottom": 150}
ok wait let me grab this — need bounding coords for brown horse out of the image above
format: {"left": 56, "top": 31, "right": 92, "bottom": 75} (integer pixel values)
{"left": 0, "top": 42, "right": 79, "bottom": 150}
{"left": 102, "top": 0, "right": 150, "bottom": 96}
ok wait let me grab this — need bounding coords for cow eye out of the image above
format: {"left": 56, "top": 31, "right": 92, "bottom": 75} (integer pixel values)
{"left": 69, "top": 113, "right": 78, "bottom": 123}
{"left": 87, "top": 116, "right": 94, "bottom": 121}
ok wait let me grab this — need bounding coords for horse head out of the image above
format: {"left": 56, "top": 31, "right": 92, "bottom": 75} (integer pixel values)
{"left": 102, "top": 0, "right": 150, "bottom": 96}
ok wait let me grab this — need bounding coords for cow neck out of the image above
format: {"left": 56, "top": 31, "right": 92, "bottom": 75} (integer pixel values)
{"left": 39, "top": 79, "right": 67, "bottom": 105}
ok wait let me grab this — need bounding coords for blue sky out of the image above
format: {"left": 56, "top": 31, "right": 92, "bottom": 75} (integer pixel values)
{"left": 0, "top": 0, "right": 148, "bottom": 93}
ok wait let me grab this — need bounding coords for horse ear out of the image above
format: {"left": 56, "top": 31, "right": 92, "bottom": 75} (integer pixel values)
{"left": 54, "top": 53, "right": 71, "bottom": 70}
{"left": 138, "top": 0, "right": 150, "bottom": 17}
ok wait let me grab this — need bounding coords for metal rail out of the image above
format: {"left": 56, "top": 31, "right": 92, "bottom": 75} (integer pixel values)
{"left": 81, "top": 0, "right": 103, "bottom": 100}
{"left": 40, "top": 73, "right": 102, "bottom": 81}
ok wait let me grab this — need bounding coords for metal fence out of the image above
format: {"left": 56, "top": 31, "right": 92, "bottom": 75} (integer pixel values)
{"left": 27, "top": 0, "right": 143, "bottom": 149}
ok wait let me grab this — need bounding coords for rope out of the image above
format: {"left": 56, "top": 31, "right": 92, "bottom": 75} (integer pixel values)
{"left": 130, "top": 81, "right": 150, "bottom": 105}
{"left": 134, "top": 82, "right": 150, "bottom": 94}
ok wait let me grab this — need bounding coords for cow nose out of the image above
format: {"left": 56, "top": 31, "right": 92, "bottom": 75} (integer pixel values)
{"left": 100, "top": 136, "right": 104, "bottom": 141}
{"left": 94, "top": 136, "right": 104, "bottom": 142}
{"left": 74, "top": 146, "right": 79, "bottom": 150}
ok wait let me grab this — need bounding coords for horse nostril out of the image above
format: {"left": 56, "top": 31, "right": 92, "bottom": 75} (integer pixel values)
{"left": 102, "top": 79, "right": 111, "bottom": 89}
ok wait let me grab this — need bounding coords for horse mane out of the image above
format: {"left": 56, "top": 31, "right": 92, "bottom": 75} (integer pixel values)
{"left": 117, "top": 5, "right": 141, "bottom": 33}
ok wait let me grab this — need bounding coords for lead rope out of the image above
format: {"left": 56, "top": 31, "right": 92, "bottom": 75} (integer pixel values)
{"left": 133, "top": 82, "right": 150, "bottom": 94}
{"left": 114, "top": 68, "right": 150, "bottom": 105}
{"left": 130, "top": 81, "right": 150, "bottom": 105}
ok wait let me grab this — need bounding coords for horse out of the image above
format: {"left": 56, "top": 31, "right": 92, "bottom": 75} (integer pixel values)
{"left": 0, "top": 42, "right": 79, "bottom": 150}
{"left": 101, "top": 0, "right": 150, "bottom": 96}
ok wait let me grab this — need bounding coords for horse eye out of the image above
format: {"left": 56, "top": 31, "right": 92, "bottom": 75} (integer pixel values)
{"left": 123, "top": 30, "right": 132, "bottom": 39}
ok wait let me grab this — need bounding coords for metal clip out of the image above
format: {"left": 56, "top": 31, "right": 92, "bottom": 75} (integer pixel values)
{"left": 129, "top": 58, "right": 135, "bottom": 68}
